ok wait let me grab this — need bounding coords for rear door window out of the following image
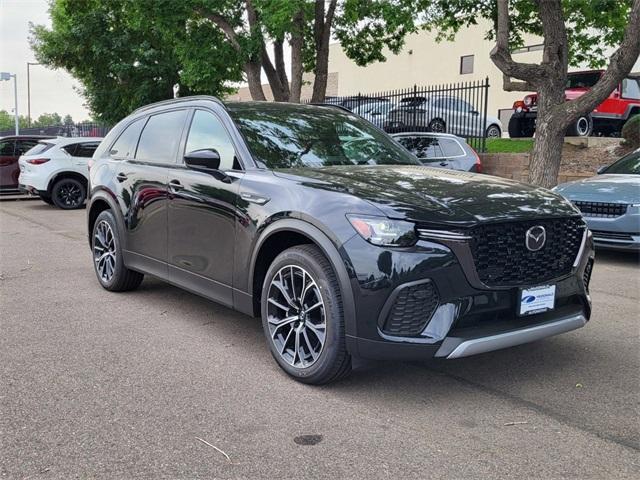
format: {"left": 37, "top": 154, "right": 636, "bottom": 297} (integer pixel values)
{"left": 0, "top": 139, "right": 15, "bottom": 156}
{"left": 136, "top": 110, "right": 188, "bottom": 164}
{"left": 109, "top": 118, "right": 146, "bottom": 159}
{"left": 72, "top": 142, "right": 100, "bottom": 158}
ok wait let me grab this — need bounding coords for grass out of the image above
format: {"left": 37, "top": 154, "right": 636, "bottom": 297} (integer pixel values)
{"left": 485, "top": 138, "right": 534, "bottom": 153}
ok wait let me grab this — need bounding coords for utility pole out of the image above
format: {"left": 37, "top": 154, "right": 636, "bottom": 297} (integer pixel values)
{"left": 1, "top": 71, "right": 19, "bottom": 134}
{"left": 27, "top": 62, "right": 40, "bottom": 127}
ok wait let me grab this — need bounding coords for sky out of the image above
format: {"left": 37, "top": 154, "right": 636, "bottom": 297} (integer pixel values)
{"left": 0, "top": 0, "right": 91, "bottom": 122}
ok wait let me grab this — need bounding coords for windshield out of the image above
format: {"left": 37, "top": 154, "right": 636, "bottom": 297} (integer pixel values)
{"left": 566, "top": 72, "right": 601, "bottom": 89}
{"left": 24, "top": 142, "right": 54, "bottom": 156}
{"left": 227, "top": 103, "right": 420, "bottom": 169}
{"left": 603, "top": 150, "right": 640, "bottom": 174}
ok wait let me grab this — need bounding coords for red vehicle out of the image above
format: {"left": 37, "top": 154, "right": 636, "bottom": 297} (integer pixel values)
{"left": 508, "top": 70, "right": 640, "bottom": 138}
{"left": 0, "top": 135, "right": 54, "bottom": 193}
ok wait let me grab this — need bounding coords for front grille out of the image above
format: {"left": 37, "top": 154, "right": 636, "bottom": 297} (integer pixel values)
{"left": 469, "top": 217, "right": 585, "bottom": 287}
{"left": 382, "top": 281, "right": 439, "bottom": 336}
{"left": 583, "top": 258, "right": 594, "bottom": 293}
{"left": 573, "top": 201, "right": 628, "bottom": 218}
{"left": 591, "top": 230, "right": 635, "bottom": 241}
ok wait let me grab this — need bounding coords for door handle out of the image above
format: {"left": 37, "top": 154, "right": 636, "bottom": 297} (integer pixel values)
{"left": 169, "top": 179, "right": 184, "bottom": 192}
{"left": 116, "top": 172, "right": 128, "bottom": 182}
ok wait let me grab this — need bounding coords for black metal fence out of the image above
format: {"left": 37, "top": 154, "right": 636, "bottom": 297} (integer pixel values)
{"left": 317, "top": 77, "right": 492, "bottom": 152}
{"left": 0, "top": 122, "right": 111, "bottom": 138}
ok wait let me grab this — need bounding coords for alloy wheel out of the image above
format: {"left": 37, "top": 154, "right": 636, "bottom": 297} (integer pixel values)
{"left": 93, "top": 220, "right": 116, "bottom": 282}
{"left": 56, "top": 181, "right": 83, "bottom": 207}
{"left": 576, "top": 117, "right": 590, "bottom": 136}
{"left": 429, "top": 119, "right": 446, "bottom": 133}
{"left": 487, "top": 125, "right": 501, "bottom": 138}
{"left": 266, "top": 265, "right": 326, "bottom": 368}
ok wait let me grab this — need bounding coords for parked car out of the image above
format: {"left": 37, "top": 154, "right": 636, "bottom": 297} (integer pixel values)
{"left": 352, "top": 100, "right": 394, "bottom": 129}
{"left": 392, "top": 132, "right": 482, "bottom": 172}
{"left": 87, "top": 97, "right": 593, "bottom": 384}
{"left": 553, "top": 148, "right": 640, "bottom": 251}
{"left": 323, "top": 95, "right": 388, "bottom": 111}
{"left": 18, "top": 136, "right": 102, "bottom": 208}
{"left": 0, "top": 135, "right": 54, "bottom": 194}
{"left": 509, "top": 70, "right": 640, "bottom": 138}
{"left": 384, "top": 95, "right": 502, "bottom": 138}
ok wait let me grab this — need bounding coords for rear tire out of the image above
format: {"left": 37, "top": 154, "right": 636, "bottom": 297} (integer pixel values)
{"left": 261, "top": 245, "right": 351, "bottom": 384}
{"left": 567, "top": 114, "right": 593, "bottom": 137}
{"left": 39, "top": 194, "right": 54, "bottom": 205}
{"left": 91, "top": 210, "right": 144, "bottom": 292}
{"left": 486, "top": 124, "right": 501, "bottom": 138}
{"left": 428, "top": 118, "right": 446, "bottom": 133}
{"left": 51, "top": 177, "right": 86, "bottom": 209}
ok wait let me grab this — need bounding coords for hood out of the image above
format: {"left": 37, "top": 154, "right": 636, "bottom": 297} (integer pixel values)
{"left": 274, "top": 165, "right": 579, "bottom": 226}
{"left": 554, "top": 174, "right": 640, "bottom": 204}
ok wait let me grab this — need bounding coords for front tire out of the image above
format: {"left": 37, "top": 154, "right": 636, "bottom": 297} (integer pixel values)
{"left": 261, "top": 245, "right": 351, "bottom": 384}
{"left": 486, "top": 124, "right": 501, "bottom": 138}
{"left": 51, "top": 177, "right": 86, "bottom": 209}
{"left": 92, "top": 210, "right": 144, "bottom": 292}
{"left": 428, "top": 118, "right": 446, "bottom": 133}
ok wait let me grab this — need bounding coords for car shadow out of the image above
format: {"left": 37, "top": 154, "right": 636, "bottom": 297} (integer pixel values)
{"left": 595, "top": 248, "right": 640, "bottom": 265}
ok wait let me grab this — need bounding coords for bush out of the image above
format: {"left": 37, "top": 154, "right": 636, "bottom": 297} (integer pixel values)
{"left": 622, "top": 114, "right": 640, "bottom": 149}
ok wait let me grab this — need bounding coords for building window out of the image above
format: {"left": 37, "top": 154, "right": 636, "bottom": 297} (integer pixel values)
{"left": 460, "top": 55, "right": 474, "bottom": 75}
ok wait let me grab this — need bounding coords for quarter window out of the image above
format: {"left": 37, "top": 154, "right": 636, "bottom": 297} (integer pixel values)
{"left": 73, "top": 142, "right": 100, "bottom": 158}
{"left": 136, "top": 110, "right": 188, "bottom": 164}
{"left": 110, "top": 118, "right": 146, "bottom": 159}
{"left": 185, "top": 110, "right": 237, "bottom": 170}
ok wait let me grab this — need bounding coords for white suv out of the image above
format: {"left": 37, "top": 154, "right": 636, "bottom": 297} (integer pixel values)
{"left": 18, "top": 137, "right": 102, "bottom": 209}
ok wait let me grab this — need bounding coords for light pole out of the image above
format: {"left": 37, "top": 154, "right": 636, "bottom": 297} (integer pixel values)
{"left": 27, "top": 62, "right": 40, "bottom": 127}
{"left": 1, "top": 71, "right": 19, "bottom": 135}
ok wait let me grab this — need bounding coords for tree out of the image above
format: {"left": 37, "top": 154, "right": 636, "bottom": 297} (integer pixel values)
{"left": 425, "top": 0, "right": 640, "bottom": 187}
{"left": 196, "top": 0, "right": 426, "bottom": 102}
{"left": 0, "top": 110, "right": 29, "bottom": 132}
{"left": 31, "top": 0, "right": 244, "bottom": 123}
{"left": 32, "top": 112, "right": 62, "bottom": 127}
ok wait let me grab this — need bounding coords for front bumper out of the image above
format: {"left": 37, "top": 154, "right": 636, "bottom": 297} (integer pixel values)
{"left": 343, "top": 228, "right": 594, "bottom": 361}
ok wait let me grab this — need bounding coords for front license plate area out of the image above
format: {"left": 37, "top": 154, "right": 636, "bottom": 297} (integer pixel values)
{"left": 519, "top": 284, "right": 556, "bottom": 316}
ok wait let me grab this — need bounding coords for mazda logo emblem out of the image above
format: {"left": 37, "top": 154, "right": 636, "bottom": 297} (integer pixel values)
{"left": 525, "top": 226, "right": 546, "bottom": 251}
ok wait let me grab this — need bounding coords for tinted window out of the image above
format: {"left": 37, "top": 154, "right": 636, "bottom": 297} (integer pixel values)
{"left": 603, "top": 150, "right": 640, "bottom": 174}
{"left": 622, "top": 78, "right": 640, "bottom": 100}
{"left": 25, "top": 142, "right": 54, "bottom": 156}
{"left": 185, "top": 110, "right": 237, "bottom": 170}
{"left": 73, "top": 142, "right": 100, "bottom": 158}
{"left": 396, "top": 136, "right": 465, "bottom": 160}
{"left": 110, "top": 118, "right": 145, "bottom": 159}
{"left": 15, "top": 139, "right": 39, "bottom": 155}
{"left": 228, "top": 104, "right": 420, "bottom": 169}
{"left": 136, "top": 110, "right": 187, "bottom": 164}
{"left": 62, "top": 144, "right": 78, "bottom": 156}
{"left": 567, "top": 72, "right": 600, "bottom": 89}
{"left": 0, "top": 140, "right": 15, "bottom": 156}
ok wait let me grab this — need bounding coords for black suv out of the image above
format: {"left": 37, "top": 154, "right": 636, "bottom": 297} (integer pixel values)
{"left": 87, "top": 97, "right": 594, "bottom": 384}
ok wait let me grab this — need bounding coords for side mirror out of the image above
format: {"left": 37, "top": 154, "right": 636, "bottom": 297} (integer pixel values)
{"left": 596, "top": 165, "right": 608, "bottom": 174}
{"left": 184, "top": 148, "right": 221, "bottom": 171}
{"left": 470, "top": 109, "right": 479, "bottom": 115}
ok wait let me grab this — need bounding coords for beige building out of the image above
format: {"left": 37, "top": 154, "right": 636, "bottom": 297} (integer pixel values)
{"left": 327, "top": 22, "right": 543, "bottom": 119}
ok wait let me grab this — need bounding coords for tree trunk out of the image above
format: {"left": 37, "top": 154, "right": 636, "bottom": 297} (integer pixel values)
{"left": 527, "top": 82, "right": 567, "bottom": 188}
{"left": 311, "top": 0, "right": 337, "bottom": 102}
{"left": 274, "top": 38, "right": 290, "bottom": 100}
{"left": 244, "top": 61, "right": 266, "bottom": 101}
{"left": 289, "top": 10, "right": 305, "bottom": 103}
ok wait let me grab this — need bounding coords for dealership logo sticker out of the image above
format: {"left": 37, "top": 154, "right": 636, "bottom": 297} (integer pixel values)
{"left": 525, "top": 226, "right": 546, "bottom": 251}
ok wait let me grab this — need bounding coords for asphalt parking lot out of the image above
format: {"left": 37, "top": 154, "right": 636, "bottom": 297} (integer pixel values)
{"left": 1, "top": 198, "right": 639, "bottom": 479}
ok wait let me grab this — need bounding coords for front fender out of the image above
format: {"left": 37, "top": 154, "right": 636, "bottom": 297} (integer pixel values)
{"left": 247, "top": 218, "right": 358, "bottom": 339}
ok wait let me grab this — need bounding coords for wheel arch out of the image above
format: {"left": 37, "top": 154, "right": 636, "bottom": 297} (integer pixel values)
{"left": 87, "top": 189, "right": 125, "bottom": 249}
{"left": 47, "top": 170, "right": 88, "bottom": 196}
{"left": 248, "top": 219, "right": 357, "bottom": 338}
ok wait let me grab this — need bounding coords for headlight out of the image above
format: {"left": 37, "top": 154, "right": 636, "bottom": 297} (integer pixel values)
{"left": 347, "top": 215, "right": 417, "bottom": 247}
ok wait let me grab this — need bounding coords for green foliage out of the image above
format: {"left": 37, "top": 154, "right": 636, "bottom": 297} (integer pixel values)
{"left": 485, "top": 138, "right": 534, "bottom": 153}
{"left": 0, "top": 110, "right": 30, "bottom": 131}
{"left": 31, "top": 0, "right": 243, "bottom": 123}
{"left": 32, "top": 112, "right": 62, "bottom": 127}
{"left": 622, "top": 114, "right": 640, "bottom": 149}
{"left": 423, "top": 0, "right": 635, "bottom": 68}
